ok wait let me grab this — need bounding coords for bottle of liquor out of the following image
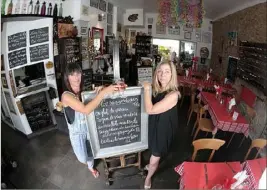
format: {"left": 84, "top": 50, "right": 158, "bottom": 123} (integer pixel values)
{"left": 47, "top": 3, "right": 52, "bottom": 15}
{"left": 53, "top": 3, "right": 57, "bottom": 17}
{"left": 40, "top": 1, "right": 46, "bottom": 15}
{"left": 58, "top": 2, "right": 62, "bottom": 17}
{"left": 27, "top": 0, "right": 33, "bottom": 14}
{"left": 7, "top": 0, "right": 13, "bottom": 15}
{"left": 21, "top": 0, "right": 27, "bottom": 14}
{"left": 14, "top": 0, "right": 21, "bottom": 14}
{"left": 34, "top": 0, "right": 40, "bottom": 14}
{"left": 1, "top": 0, "right": 7, "bottom": 15}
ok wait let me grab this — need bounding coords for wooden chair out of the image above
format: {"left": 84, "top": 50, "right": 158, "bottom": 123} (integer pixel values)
{"left": 192, "top": 107, "right": 215, "bottom": 140}
{"left": 239, "top": 105, "right": 256, "bottom": 148}
{"left": 187, "top": 93, "right": 201, "bottom": 126}
{"left": 192, "top": 138, "right": 226, "bottom": 162}
{"left": 244, "top": 138, "right": 267, "bottom": 160}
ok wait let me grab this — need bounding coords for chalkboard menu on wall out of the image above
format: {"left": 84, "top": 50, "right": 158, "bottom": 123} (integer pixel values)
{"left": 8, "top": 48, "right": 27, "bottom": 69}
{"left": 83, "top": 69, "right": 93, "bottom": 90}
{"left": 29, "top": 27, "right": 49, "bottom": 45}
{"left": 82, "top": 87, "right": 148, "bottom": 158}
{"left": 30, "top": 44, "right": 49, "bottom": 62}
{"left": 8, "top": 31, "right": 27, "bottom": 51}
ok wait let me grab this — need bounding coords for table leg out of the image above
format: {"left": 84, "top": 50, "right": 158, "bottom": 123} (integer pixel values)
{"left": 227, "top": 133, "right": 235, "bottom": 148}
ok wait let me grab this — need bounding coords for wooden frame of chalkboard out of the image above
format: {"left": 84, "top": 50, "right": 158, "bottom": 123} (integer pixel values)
{"left": 81, "top": 87, "right": 148, "bottom": 159}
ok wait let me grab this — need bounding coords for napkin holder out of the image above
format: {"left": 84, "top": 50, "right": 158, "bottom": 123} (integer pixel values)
{"left": 232, "top": 111, "right": 239, "bottom": 121}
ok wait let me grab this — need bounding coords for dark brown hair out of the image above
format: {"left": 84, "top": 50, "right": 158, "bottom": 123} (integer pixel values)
{"left": 64, "top": 63, "right": 84, "bottom": 100}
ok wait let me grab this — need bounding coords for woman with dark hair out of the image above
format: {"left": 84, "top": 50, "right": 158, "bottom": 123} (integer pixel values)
{"left": 61, "top": 63, "right": 120, "bottom": 178}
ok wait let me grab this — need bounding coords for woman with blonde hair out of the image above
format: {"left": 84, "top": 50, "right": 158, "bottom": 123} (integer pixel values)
{"left": 142, "top": 61, "right": 180, "bottom": 189}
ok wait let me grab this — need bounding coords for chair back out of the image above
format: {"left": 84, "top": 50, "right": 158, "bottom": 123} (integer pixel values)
{"left": 192, "top": 138, "right": 226, "bottom": 162}
{"left": 244, "top": 138, "right": 267, "bottom": 160}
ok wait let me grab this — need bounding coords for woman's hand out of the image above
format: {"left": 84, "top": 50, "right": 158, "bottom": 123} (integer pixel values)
{"left": 95, "top": 86, "right": 104, "bottom": 94}
{"left": 142, "top": 81, "right": 151, "bottom": 91}
{"left": 100, "top": 84, "right": 120, "bottom": 95}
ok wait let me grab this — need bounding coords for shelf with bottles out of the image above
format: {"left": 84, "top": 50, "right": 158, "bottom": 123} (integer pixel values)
{"left": 1, "top": 0, "right": 63, "bottom": 20}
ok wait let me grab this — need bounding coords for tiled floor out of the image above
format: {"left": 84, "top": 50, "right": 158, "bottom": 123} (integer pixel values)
{"left": 1, "top": 97, "right": 259, "bottom": 189}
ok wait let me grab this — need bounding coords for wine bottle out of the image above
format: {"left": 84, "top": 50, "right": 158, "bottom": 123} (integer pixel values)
{"left": 14, "top": 0, "right": 21, "bottom": 14}
{"left": 47, "top": 3, "right": 52, "bottom": 15}
{"left": 40, "top": 1, "right": 46, "bottom": 15}
{"left": 7, "top": 0, "right": 13, "bottom": 15}
{"left": 58, "top": 2, "right": 62, "bottom": 17}
{"left": 1, "top": 0, "right": 7, "bottom": 15}
{"left": 27, "top": 0, "right": 33, "bottom": 14}
{"left": 34, "top": 0, "right": 40, "bottom": 14}
{"left": 21, "top": 0, "right": 27, "bottom": 14}
{"left": 53, "top": 3, "right": 57, "bottom": 17}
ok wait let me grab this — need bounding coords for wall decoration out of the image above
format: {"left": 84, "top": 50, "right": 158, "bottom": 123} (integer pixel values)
{"left": 8, "top": 48, "right": 27, "bottom": 69}
{"left": 148, "top": 18, "right": 153, "bottom": 24}
{"left": 228, "top": 31, "right": 238, "bottom": 46}
{"left": 157, "top": 0, "right": 205, "bottom": 27}
{"left": 81, "top": 5, "right": 89, "bottom": 16}
{"left": 130, "top": 30, "right": 136, "bottom": 44}
{"left": 99, "top": 0, "right": 106, "bottom": 12}
{"left": 195, "top": 29, "right": 201, "bottom": 42}
{"left": 202, "top": 32, "right": 212, "bottom": 43}
{"left": 184, "top": 32, "right": 191, "bottom": 40}
{"left": 30, "top": 44, "right": 49, "bottom": 62}
{"left": 81, "top": 27, "right": 87, "bottom": 35}
{"left": 8, "top": 31, "right": 27, "bottom": 51}
{"left": 29, "top": 27, "right": 49, "bottom": 45}
{"left": 107, "top": 13, "right": 113, "bottom": 24}
{"left": 90, "top": 0, "right": 99, "bottom": 9}
{"left": 1, "top": 73, "right": 8, "bottom": 88}
{"left": 168, "top": 25, "right": 180, "bottom": 35}
{"left": 58, "top": 23, "right": 74, "bottom": 38}
{"left": 183, "top": 25, "right": 193, "bottom": 32}
{"left": 156, "top": 24, "right": 166, "bottom": 35}
{"left": 148, "top": 25, "right": 152, "bottom": 35}
{"left": 128, "top": 14, "right": 139, "bottom": 22}
{"left": 107, "top": 2, "right": 113, "bottom": 14}
{"left": 117, "top": 23, "right": 122, "bottom": 32}
{"left": 4, "top": 92, "right": 16, "bottom": 114}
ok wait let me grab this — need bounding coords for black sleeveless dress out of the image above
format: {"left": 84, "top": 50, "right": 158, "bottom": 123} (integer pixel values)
{"left": 148, "top": 91, "right": 178, "bottom": 157}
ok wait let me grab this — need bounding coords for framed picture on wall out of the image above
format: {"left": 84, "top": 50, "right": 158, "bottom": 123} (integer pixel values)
{"left": 90, "top": 0, "right": 99, "bottom": 9}
{"left": 99, "top": 0, "right": 106, "bottom": 12}
{"left": 156, "top": 24, "right": 166, "bottom": 35}
{"left": 202, "top": 32, "right": 212, "bottom": 43}
{"left": 184, "top": 32, "right": 191, "bottom": 40}
{"left": 107, "top": 13, "right": 113, "bottom": 25}
{"left": 107, "top": 2, "right": 113, "bottom": 14}
{"left": 107, "top": 25, "right": 113, "bottom": 36}
{"left": 183, "top": 25, "right": 193, "bottom": 32}
{"left": 195, "top": 29, "right": 201, "bottom": 42}
{"left": 168, "top": 25, "right": 180, "bottom": 35}
{"left": 148, "top": 18, "right": 153, "bottom": 24}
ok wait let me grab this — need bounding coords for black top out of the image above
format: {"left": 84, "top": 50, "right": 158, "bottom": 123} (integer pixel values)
{"left": 148, "top": 91, "right": 178, "bottom": 157}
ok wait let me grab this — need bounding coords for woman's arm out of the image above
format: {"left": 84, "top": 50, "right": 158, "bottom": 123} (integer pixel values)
{"left": 144, "top": 88, "right": 179, "bottom": 115}
{"left": 62, "top": 85, "right": 119, "bottom": 115}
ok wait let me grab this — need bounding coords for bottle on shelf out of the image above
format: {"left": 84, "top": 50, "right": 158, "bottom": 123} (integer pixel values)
{"left": 34, "top": 0, "right": 40, "bottom": 14}
{"left": 1, "top": 0, "right": 7, "bottom": 15}
{"left": 40, "top": 1, "right": 46, "bottom": 15}
{"left": 58, "top": 2, "right": 62, "bottom": 17}
{"left": 27, "top": 0, "right": 33, "bottom": 14}
{"left": 53, "top": 3, "right": 57, "bottom": 17}
{"left": 21, "top": 0, "right": 27, "bottom": 14}
{"left": 7, "top": 0, "right": 13, "bottom": 15}
{"left": 47, "top": 3, "right": 52, "bottom": 15}
{"left": 14, "top": 0, "right": 21, "bottom": 14}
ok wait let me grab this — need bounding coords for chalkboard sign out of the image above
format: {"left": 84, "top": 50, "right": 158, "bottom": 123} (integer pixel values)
{"left": 138, "top": 67, "right": 153, "bottom": 83}
{"left": 30, "top": 44, "right": 49, "bottom": 62}
{"left": 29, "top": 27, "right": 49, "bottom": 45}
{"left": 8, "top": 48, "right": 27, "bottom": 69}
{"left": 8, "top": 31, "right": 27, "bottom": 51}
{"left": 227, "top": 56, "right": 238, "bottom": 83}
{"left": 82, "top": 87, "right": 148, "bottom": 158}
{"left": 83, "top": 69, "right": 93, "bottom": 90}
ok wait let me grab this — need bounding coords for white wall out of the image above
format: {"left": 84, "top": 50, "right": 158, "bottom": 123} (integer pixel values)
{"left": 127, "top": 13, "right": 212, "bottom": 59}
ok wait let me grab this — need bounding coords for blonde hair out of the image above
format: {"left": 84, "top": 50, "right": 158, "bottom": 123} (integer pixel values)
{"left": 152, "top": 61, "right": 178, "bottom": 96}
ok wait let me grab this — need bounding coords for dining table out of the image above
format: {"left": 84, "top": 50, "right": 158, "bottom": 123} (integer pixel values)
{"left": 242, "top": 157, "right": 267, "bottom": 189}
{"left": 200, "top": 92, "right": 250, "bottom": 147}
{"left": 174, "top": 161, "right": 242, "bottom": 189}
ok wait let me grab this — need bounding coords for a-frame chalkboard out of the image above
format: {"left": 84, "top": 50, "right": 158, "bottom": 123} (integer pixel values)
{"left": 81, "top": 87, "right": 148, "bottom": 159}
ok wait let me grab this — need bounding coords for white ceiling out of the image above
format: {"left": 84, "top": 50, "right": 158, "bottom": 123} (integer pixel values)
{"left": 109, "top": 0, "right": 266, "bottom": 20}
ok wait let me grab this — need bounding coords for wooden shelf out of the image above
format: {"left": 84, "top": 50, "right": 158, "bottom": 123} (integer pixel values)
{"left": 1, "top": 14, "right": 55, "bottom": 22}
